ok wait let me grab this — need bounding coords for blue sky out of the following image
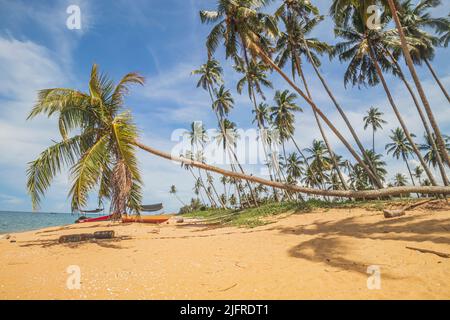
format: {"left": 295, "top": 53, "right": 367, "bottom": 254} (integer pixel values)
{"left": 0, "top": 0, "right": 449, "bottom": 213}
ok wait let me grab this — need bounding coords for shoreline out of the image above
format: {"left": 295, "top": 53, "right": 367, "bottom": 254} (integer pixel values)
{"left": 1, "top": 205, "right": 449, "bottom": 299}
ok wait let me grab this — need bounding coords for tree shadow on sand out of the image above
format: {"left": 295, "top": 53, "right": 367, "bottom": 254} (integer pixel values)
{"left": 18, "top": 235, "right": 133, "bottom": 249}
{"left": 271, "top": 213, "right": 450, "bottom": 277}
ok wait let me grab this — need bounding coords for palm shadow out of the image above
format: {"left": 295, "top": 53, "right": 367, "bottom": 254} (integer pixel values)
{"left": 272, "top": 212, "right": 450, "bottom": 276}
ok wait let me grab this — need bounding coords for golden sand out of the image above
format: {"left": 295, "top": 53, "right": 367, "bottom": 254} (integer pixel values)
{"left": 0, "top": 206, "right": 449, "bottom": 299}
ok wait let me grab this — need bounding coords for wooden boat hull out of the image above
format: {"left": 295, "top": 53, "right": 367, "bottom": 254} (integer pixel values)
{"left": 122, "top": 215, "right": 170, "bottom": 224}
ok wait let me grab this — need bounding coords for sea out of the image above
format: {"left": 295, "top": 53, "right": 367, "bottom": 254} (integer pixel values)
{"left": 0, "top": 211, "right": 101, "bottom": 234}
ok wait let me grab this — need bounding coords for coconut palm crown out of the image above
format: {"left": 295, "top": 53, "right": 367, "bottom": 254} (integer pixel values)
{"left": 27, "top": 64, "right": 144, "bottom": 214}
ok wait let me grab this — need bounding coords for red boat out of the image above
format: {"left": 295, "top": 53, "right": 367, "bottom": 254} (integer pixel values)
{"left": 77, "top": 215, "right": 112, "bottom": 223}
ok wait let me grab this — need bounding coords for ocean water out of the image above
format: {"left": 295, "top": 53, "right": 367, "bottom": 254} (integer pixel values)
{"left": 0, "top": 211, "right": 101, "bottom": 234}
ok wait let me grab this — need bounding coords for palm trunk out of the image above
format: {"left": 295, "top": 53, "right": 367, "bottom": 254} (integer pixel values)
{"left": 198, "top": 169, "right": 216, "bottom": 207}
{"left": 250, "top": 89, "right": 281, "bottom": 201}
{"left": 403, "top": 156, "right": 416, "bottom": 186}
{"left": 424, "top": 58, "right": 450, "bottom": 103}
{"left": 294, "top": 56, "right": 349, "bottom": 191}
{"left": 386, "top": 50, "right": 449, "bottom": 186}
{"left": 252, "top": 44, "right": 384, "bottom": 189}
{"left": 206, "top": 172, "right": 226, "bottom": 209}
{"left": 133, "top": 140, "right": 450, "bottom": 198}
{"left": 403, "top": 155, "right": 420, "bottom": 198}
{"left": 188, "top": 168, "right": 206, "bottom": 205}
{"left": 175, "top": 194, "right": 185, "bottom": 206}
{"left": 299, "top": 37, "right": 381, "bottom": 188}
{"left": 372, "top": 129, "right": 375, "bottom": 154}
{"left": 290, "top": 136, "right": 322, "bottom": 190}
{"left": 387, "top": 0, "right": 450, "bottom": 167}
{"left": 208, "top": 85, "right": 259, "bottom": 206}
{"left": 368, "top": 45, "right": 438, "bottom": 186}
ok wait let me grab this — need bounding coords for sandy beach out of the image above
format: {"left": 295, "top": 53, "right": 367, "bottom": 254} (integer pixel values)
{"left": 1, "top": 204, "right": 449, "bottom": 300}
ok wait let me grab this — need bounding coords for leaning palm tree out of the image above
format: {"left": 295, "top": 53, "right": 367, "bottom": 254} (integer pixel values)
{"left": 386, "top": 127, "right": 417, "bottom": 187}
{"left": 394, "top": 0, "right": 450, "bottom": 102}
{"left": 275, "top": 11, "right": 348, "bottom": 190}
{"left": 27, "top": 64, "right": 143, "bottom": 215}
{"left": 363, "top": 107, "right": 387, "bottom": 153}
{"left": 280, "top": 2, "right": 383, "bottom": 188}
{"left": 334, "top": 12, "right": 438, "bottom": 186}
{"left": 384, "top": 45, "right": 449, "bottom": 185}
{"left": 385, "top": 0, "right": 450, "bottom": 167}
{"left": 200, "top": 0, "right": 384, "bottom": 189}
{"left": 331, "top": 0, "right": 449, "bottom": 173}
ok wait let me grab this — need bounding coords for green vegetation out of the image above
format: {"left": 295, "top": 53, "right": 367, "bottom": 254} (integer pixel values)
{"left": 182, "top": 198, "right": 426, "bottom": 228}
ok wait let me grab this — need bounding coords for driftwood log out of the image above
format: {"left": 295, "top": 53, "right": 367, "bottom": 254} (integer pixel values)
{"left": 383, "top": 199, "right": 434, "bottom": 218}
{"left": 59, "top": 230, "right": 115, "bottom": 243}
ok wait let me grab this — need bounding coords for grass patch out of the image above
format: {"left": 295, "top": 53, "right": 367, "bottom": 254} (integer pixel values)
{"left": 181, "top": 197, "right": 427, "bottom": 228}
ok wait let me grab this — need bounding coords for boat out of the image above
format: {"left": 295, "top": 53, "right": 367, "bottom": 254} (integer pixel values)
{"left": 77, "top": 215, "right": 112, "bottom": 223}
{"left": 121, "top": 215, "right": 170, "bottom": 224}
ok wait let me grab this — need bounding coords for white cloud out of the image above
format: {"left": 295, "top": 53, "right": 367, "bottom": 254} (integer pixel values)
{"left": 0, "top": 36, "right": 70, "bottom": 211}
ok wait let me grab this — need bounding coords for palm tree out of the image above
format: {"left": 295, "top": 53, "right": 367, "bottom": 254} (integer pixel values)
{"left": 383, "top": 47, "right": 449, "bottom": 185}
{"left": 275, "top": 11, "right": 348, "bottom": 190}
{"left": 270, "top": 90, "right": 302, "bottom": 155}
{"left": 192, "top": 62, "right": 258, "bottom": 205}
{"left": 419, "top": 133, "right": 450, "bottom": 169}
{"left": 414, "top": 166, "right": 424, "bottom": 185}
{"left": 305, "top": 140, "right": 333, "bottom": 189}
{"left": 220, "top": 175, "right": 228, "bottom": 202}
{"left": 27, "top": 64, "right": 144, "bottom": 215}
{"left": 185, "top": 122, "right": 218, "bottom": 207}
{"left": 363, "top": 107, "right": 387, "bottom": 153}
{"left": 200, "top": 0, "right": 384, "bottom": 189}
{"left": 393, "top": 173, "right": 409, "bottom": 187}
{"left": 169, "top": 185, "right": 186, "bottom": 206}
{"left": 386, "top": 128, "right": 417, "bottom": 186}
{"left": 334, "top": 12, "right": 438, "bottom": 186}
{"left": 277, "top": 2, "right": 382, "bottom": 188}
{"left": 235, "top": 58, "right": 273, "bottom": 103}
{"left": 394, "top": 0, "right": 450, "bottom": 102}
{"left": 385, "top": 0, "right": 450, "bottom": 168}
{"left": 234, "top": 58, "right": 280, "bottom": 192}
{"left": 363, "top": 150, "right": 388, "bottom": 184}
{"left": 191, "top": 58, "right": 223, "bottom": 101}
{"left": 284, "top": 152, "right": 303, "bottom": 183}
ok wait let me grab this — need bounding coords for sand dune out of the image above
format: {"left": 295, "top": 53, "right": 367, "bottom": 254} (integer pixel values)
{"left": 0, "top": 205, "right": 449, "bottom": 299}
